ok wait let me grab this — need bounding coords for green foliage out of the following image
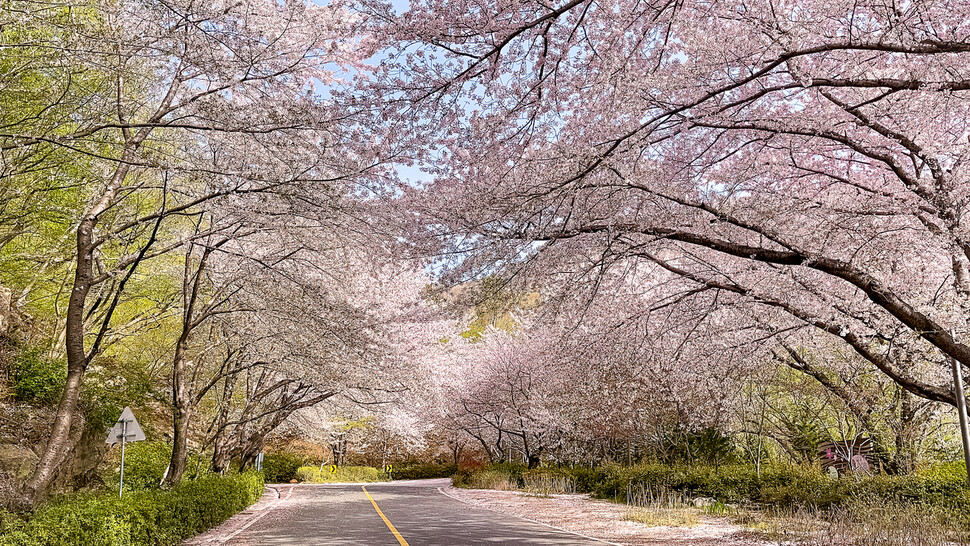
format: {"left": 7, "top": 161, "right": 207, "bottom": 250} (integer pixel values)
{"left": 295, "top": 466, "right": 386, "bottom": 483}
{"left": 486, "top": 462, "right": 528, "bottom": 483}
{"left": 10, "top": 347, "right": 65, "bottom": 405}
{"left": 460, "top": 277, "right": 538, "bottom": 341}
{"left": 452, "top": 463, "right": 528, "bottom": 489}
{"left": 0, "top": 472, "right": 264, "bottom": 546}
{"left": 261, "top": 453, "right": 305, "bottom": 483}
{"left": 590, "top": 463, "right": 970, "bottom": 511}
{"left": 390, "top": 463, "right": 456, "bottom": 480}
{"left": 81, "top": 357, "right": 154, "bottom": 432}
{"left": 659, "top": 426, "right": 739, "bottom": 466}
{"left": 567, "top": 466, "right": 608, "bottom": 493}
{"left": 103, "top": 442, "right": 213, "bottom": 492}
{"left": 109, "top": 442, "right": 171, "bottom": 492}
{"left": 592, "top": 463, "right": 835, "bottom": 506}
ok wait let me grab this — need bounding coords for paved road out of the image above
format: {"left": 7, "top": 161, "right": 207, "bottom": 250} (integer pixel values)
{"left": 192, "top": 478, "right": 604, "bottom": 545}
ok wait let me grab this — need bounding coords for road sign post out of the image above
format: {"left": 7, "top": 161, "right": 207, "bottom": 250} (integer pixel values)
{"left": 119, "top": 419, "right": 127, "bottom": 498}
{"left": 106, "top": 407, "right": 146, "bottom": 497}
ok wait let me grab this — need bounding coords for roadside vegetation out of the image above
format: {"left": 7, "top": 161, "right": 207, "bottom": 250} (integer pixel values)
{"left": 454, "top": 462, "right": 970, "bottom": 544}
{"left": 258, "top": 451, "right": 456, "bottom": 484}
{"left": 0, "top": 469, "right": 263, "bottom": 546}
{"left": 297, "top": 466, "right": 387, "bottom": 483}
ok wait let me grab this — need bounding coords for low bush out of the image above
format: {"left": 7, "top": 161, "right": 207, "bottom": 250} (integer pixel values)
{"left": 0, "top": 472, "right": 264, "bottom": 546}
{"left": 568, "top": 466, "right": 608, "bottom": 493}
{"left": 110, "top": 441, "right": 172, "bottom": 491}
{"left": 261, "top": 452, "right": 305, "bottom": 483}
{"left": 390, "top": 463, "right": 456, "bottom": 480}
{"left": 295, "top": 466, "right": 386, "bottom": 483}
{"left": 590, "top": 462, "right": 970, "bottom": 511}
{"left": 102, "top": 442, "right": 213, "bottom": 491}
{"left": 10, "top": 348, "right": 65, "bottom": 406}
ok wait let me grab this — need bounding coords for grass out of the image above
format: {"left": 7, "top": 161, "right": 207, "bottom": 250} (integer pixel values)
{"left": 522, "top": 473, "right": 576, "bottom": 496}
{"left": 622, "top": 483, "right": 700, "bottom": 527}
{"left": 456, "top": 469, "right": 519, "bottom": 490}
{"left": 731, "top": 498, "right": 970, "bottom": 546}
{"left": 623, "top": 507, "right": 700, "bottom": 527}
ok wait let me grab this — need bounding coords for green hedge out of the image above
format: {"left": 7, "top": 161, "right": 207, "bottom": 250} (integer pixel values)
{"left": 390, "top": 464, "right": 457, "bottom": 480}
{"left": 261, "top": 453, "right": 305, "bottom": 483}
{"left": 0, "top": 472, "right": 264, "bottom": 546}
{"left": 587, "top": 463, "right": 970, "bottom": 510}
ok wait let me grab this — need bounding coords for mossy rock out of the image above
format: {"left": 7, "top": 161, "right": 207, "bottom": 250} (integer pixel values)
{"left": 0, "top": 445, "right": 36, "bottom": 481}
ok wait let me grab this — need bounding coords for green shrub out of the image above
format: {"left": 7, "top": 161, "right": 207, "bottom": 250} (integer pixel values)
{"left": 0, "top": 472, "right": 264, "bottom": 546}
{"left": 390, "top": 463, "right": 456, "bottom": 480}
{"left": 107, "top": 442, "right": 172, "bottom": 492}
{"left": 591, "top": 463, "right": 842, "bottom": 507}
{"left": 567, "top": 466, "right": 607, "bottom": 494}
{"left": 10, "top": 348, "right": 66, "bottom": 405}
{"left": 295, "top": 466, "right": 386, "bottom": 483}
{"left": 261, "top": 453, "right": 305, "bottom": 483}
{"left": 588, "top": 462, "right": 970, "bottom": 512}
{"left": 489, "top": 462, "right": 528, "bottom": 482}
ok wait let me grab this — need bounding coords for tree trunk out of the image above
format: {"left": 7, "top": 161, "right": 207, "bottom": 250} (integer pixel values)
{"left": 211, "top": 435, "right": 234, "bottom": 473}
{"left": 166, "top": 386, "right": 193, "bottom": 485}
{"left": 25, "top": 216, "right": 96, "bottom": 504}
{"left": 165, "top": 338, "right": 193, "bottom": 486}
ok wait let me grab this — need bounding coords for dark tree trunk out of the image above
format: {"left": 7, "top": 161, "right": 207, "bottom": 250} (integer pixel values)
{"left": 25, "top": 215, "right": 96, "bottom": 505}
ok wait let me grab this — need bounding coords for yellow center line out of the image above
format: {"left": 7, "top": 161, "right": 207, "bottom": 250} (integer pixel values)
{"left": 362, "top": 485, "right": 409, "bottom": 546}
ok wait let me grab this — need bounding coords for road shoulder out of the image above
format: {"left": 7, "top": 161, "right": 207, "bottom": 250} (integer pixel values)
{"left": 440, "top": 485, "right": 770, "bottom": 546}
{"left": 183, "top": 484, "right": 288, "bottom": 545}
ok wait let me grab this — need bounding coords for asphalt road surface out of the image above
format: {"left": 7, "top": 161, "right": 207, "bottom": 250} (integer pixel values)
{"left": 197, "top": 478, "right": 605, "bottom": 545}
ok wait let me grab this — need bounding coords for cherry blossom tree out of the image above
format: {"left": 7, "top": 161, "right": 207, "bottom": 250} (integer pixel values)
{"left": 368, "top": 0, "right": 970, "bottom": 415}
{"left": 1, "top": 0, "right": 376, "bottom": 503}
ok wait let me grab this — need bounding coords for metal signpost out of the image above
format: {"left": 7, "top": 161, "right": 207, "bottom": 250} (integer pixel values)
{"left": 106, "top": 406, "right": 146, "bottom": 497}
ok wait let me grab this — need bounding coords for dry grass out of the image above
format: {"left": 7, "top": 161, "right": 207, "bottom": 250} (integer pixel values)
{"left": 622, "top": 483, "right": 700, "bottom": 528}
{"left": 460, "top": 469, "right": 519, "bottom": 491}
{"left": 734, "top": 498, "right": 970, "bottom": 546}
{"left": 522, "top": 473, "right": 576, "bottom": 496}
{"left": 624, "top": 506, "right": 701, "bottom": 527}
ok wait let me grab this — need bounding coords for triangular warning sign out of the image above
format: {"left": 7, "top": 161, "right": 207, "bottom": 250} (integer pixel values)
{"left": 105, "top": 406, "right": 146, "bottom": 444}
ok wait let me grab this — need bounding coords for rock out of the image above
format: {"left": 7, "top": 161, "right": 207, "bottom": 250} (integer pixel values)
{"left": 692, "top": 497, "right": 717, "bottom": 508}
{"left": 0, "top": 287, "right": 11, "bottom": 334}
{"left": 0, "top": 444, "right": 37, "bottom": 481}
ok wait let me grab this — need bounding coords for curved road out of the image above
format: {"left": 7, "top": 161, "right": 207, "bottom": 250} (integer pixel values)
{"left": 187, "top": 479, "right": 605, "bottom": 545}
